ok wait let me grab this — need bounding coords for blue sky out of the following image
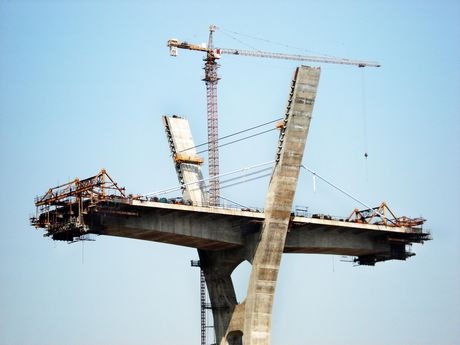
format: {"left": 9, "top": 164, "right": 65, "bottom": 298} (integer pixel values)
{"left": 1, "top": 1, "right": 459, "bottom": 344}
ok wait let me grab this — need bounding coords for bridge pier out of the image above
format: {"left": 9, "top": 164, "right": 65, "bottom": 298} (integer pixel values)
{"left": 198, "top": 248, "right": 244, "bottom": 344}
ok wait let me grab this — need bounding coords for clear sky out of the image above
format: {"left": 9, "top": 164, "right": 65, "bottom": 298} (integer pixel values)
{"left": 1, "top": 1, "right": 459, "bottom": 344}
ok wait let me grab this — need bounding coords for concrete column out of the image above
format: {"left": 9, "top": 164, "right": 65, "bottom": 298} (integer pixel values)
{"left": 242, "top": 66, "right": 320, "bottom": 344}
{"left": 198, "top": 248, "right": 245, "bottom": 345}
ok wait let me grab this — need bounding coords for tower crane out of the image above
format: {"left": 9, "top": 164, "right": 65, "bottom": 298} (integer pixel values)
{"left": 167, "top": 25, "right": 380, "bottom": 206}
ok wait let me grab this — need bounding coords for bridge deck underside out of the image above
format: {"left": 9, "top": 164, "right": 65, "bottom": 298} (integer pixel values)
{"left": 61, "top": 201, "right": 428, "bottom": 258}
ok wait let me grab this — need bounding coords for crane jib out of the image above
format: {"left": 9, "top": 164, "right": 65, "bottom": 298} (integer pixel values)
{"left": 218, "top": 48, "right": 380, "bottom": 68}
{"left": 167, "top": 38, "right": 380, "bottom": 67}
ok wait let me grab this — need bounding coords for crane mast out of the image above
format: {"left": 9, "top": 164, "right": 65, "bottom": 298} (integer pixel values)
{"left": 203, "top": 25, "right": 220, "bottom": 206}
{"left": 167, "top": 25, "right": 381, "bottom": 207}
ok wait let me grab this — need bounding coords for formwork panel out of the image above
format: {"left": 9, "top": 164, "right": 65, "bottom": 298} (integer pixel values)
{"left": 163, "top": 116, "right": 209, "bottom": 206}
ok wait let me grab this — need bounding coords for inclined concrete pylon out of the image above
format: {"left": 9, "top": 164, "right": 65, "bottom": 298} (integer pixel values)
{"left": 164, "top": 65, "right": 321, "bottom": 345}
{"left": 240, "top": 65, "right": 320, "bottom": 344}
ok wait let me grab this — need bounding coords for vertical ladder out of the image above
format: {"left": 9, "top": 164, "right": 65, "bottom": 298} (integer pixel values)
{"left": 192, "top": 260, "right": 213, "bottom": 345}
{"left": 199, "top": 269, "right": 207, "bottom": 345}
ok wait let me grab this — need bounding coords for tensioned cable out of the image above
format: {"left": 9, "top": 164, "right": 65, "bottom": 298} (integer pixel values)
{"left": 219, "top": 173, "right": 272, "bottom": 191}
{"left": 153, "top": 167, "right": 273, "bottom": 197}
{"left": 218, "top": 195, "right": 249, "bottom": 209}
{"left": 218, "top": 26, "right": 339, "bottom": 59}
{"left": 188, "top": 167, "right": 272, "bottom": 193}
{"left": 144, "top": 160, "right": 275, "bottom": 197}
{"left": 220, "top": 168, "right": 271, "bottom": 186}
{"left": 196, "top": 127, "right": 278, "bottom": 155}
{"left": 218, "top": 28, "right": 261, "bottom": 52}
{"left": 191, "top": 167, "right": 272, "bottom": 191}
{"left": 177, "top": 117, "right": 282, "bottom": 154}
{"left": 301, "top": 165, "right": 395, "bottom": 225}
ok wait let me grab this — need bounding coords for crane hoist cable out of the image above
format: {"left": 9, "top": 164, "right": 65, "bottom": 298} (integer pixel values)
{"left": 361, "top": 68, "right": 370, "bottom": 181}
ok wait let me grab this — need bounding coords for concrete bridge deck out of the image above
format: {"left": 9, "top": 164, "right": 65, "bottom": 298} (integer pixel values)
{"left": 44, "top": 198, "right": 428, "bottom": 265}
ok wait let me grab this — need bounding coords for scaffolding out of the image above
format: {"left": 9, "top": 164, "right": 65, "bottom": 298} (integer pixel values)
{"left": 347, "top": 202, "right": 425, "bottom": 227}
{"left": 31, "top": 169, "right": 127, "bottom": 241}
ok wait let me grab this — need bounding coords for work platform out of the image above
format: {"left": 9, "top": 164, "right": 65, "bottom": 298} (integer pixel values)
{"left": 31, "top": 196, "right": 430, "bottom": 266}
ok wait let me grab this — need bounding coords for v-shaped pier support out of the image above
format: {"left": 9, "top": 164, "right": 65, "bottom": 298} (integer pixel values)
{"left": 164, "top": 65, "right": 321, "bottom": 345}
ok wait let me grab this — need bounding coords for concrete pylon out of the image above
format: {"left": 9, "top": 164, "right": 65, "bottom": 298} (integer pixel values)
{"left": 163, "top": 65, "right": 321, "bottom": 345}
{"left": 222, "top": 66, "right": 320, "bottom": 345}
{"left": 163, "top": 115, "right": 209, "bottom": 206}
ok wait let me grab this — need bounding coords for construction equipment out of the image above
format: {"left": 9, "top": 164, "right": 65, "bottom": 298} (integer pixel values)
{"left": 174, "top": 154, "right": 204, "bottom": 165}
{"left": 347, "top": 202, "right": 426, "bottom": 227}
{"left": 167, "top": 25, "right": 380, "bottom": 206}
{"left": 34, "top": 169, "right": 125, "bottom": 208}
{"left": 31, "top": 169, "right": 128, "bottom": 241}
